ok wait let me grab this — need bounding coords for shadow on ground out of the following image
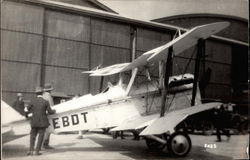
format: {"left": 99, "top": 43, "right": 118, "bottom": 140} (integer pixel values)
{"left": 2, "top": 135, "right": 233, "bottom": 160}
{"left": 53, "top": 138, "right": 231, "bottom": 160}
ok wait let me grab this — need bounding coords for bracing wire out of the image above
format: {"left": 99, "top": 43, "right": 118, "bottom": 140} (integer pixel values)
{"left": 171, "top": 46, "right": 198, "bottom": 105}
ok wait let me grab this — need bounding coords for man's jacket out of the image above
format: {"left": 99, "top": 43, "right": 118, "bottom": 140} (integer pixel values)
{"left": 28, "top": 96, "right": 55, "bottom": 128}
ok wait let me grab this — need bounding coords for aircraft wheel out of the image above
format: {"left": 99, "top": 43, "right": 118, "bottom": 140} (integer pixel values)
{"left": 145, "top": 138, "right": 164, "bottom": 151}
{"left": 167, "top": 132, "right": 191, "bottom": 157}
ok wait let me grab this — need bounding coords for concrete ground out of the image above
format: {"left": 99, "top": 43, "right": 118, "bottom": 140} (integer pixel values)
{"left": 2, "top": 131, "right": 249, "bottom": 160}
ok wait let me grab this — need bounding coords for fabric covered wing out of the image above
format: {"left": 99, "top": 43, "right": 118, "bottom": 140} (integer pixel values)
{"left": 120, "top": 44, "right": 166, "bottom": 72}
{"left": 82, "top": 22, "right": 229, "bottom": 77}
{"left": 147, "top": 22, "right": 230, "bottom": 62}
{"left": 140, "top": 102, "right": 222, "bottom": 135}
{"left": 110, "top": 114, "right": 159, "bottom": 131}
{"left": 82, "top": 63, "right": 130, "bottom": 76}
{"left": 82, "top": 44, "right": 165, "bottom": 76}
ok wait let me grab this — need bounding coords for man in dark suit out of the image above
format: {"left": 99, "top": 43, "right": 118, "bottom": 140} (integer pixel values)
{"left": 27, "top": 86, "right": 56, "bottom": 156}
{"left": 214, "top": 105, "right": 231, "bottom": 142}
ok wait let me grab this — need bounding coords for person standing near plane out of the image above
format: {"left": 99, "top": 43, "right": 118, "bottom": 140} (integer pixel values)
{"left": 42, "top": 83, "right": 55, "bottom": 149}
{"left": 27, "top": 86, "right": 56, "bottom": 156}
{"left": 214, "top": 104, "right": 231, "bottom": 142}
{"left": 13, "top": 93, "right": 27, "bottom": 117}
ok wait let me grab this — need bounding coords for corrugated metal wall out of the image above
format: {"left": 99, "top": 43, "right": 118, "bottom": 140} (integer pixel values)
{"left": 1, "top": 1, "right": 44, "bottom": 103}
{"left": 1, "top": 1, "right": 136, "bottom": 104}
{"left": 1, "top": 0, "right": 244, "bottom": 105}
{"left": 90, "top": 19, "right": 131, "bottom": 94}
{"left": 43, "top": 10, "right": 90, "bottom": 96}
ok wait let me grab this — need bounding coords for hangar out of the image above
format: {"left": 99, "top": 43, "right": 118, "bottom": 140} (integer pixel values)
{"left": 1, "top": 0, "right": 248, "bottom": 111}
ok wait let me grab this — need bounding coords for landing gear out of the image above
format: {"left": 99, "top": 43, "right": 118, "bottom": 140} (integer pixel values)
{"left": 145, "top": 137, "right": 164, "bottom": 151}
{"left": 167, "top": 132, "right": 191, "bottom": 157}
{"left": 145, "top": 132, "right": 192, "bottom": 157}
{"left": 102, "top": 128, "right": 110, "bottom": 134}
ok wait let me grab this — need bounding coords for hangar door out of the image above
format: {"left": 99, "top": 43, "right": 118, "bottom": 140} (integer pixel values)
{"left": 231, "top": 45, "right": 248, "bottom": 114}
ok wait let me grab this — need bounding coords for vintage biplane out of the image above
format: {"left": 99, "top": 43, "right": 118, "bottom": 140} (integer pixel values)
{"left": 2, "top": 22, "right": 230, "bottom": 156}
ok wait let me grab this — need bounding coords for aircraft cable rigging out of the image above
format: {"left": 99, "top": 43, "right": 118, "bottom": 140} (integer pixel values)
{"left": 144, "top": 65, "right": 163, "bottom": 114}
{"left": 171, "top": 46, "right": 198, "bottom": 105}
{"left": 145, "top": 78, "right": 159, "bottom": 114}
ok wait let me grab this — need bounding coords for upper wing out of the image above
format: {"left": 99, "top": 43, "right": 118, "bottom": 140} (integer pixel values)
{"left": 82, "top": 63, "right": 130, "bottom": 76}
{"left": 147, "top": 22, "right": 230, "bottom": 62}
{"left": 83, "top": 22, "right": 229, "bottom": 77}
{"left": 140, "top": 102, "right": 222, "bottom": 135}
{"left": 82, "top": 44, "right": 165, "bottom": 76}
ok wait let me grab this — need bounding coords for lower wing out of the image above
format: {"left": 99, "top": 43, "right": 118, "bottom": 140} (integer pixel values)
{"left": 110, "top": 102, "right": 221, "bottom": 135}
{"left": 110, "top": 114, "right": 159, "bottom": 131}
{"left": 140, "top": 102, "right": 221, "bottom": 135}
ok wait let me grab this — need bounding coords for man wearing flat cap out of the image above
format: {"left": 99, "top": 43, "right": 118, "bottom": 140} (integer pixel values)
{"left": 27, "top": 86, "right": 56, "bottom": 156}
{"left": 42, "top": 83, "right": 55, "bottom": 149}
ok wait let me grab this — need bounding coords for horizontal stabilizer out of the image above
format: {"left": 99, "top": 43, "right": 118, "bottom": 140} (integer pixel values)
{"left": 140, "top": 102, "right": 222, "bottom": 135}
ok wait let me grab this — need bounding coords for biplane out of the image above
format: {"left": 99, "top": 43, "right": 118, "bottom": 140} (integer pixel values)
{"left": 2, "top": 22, "right": 230, "bottom": 156}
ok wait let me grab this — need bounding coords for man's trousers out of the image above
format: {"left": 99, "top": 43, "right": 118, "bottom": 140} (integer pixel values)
{"left": 30, "top": 127, "right": 46, "bottom": 152}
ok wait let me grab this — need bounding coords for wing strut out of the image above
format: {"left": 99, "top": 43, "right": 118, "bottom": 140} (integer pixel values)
{"left": 160, "top": 46, "right": 173, "bottom": 117}
{"left": 191, "top": 39, "right": 205, "bottom": 106}
{"left": 125, "top": 68, "right": 138, "bottom": 95}
{"left": 99, "top": 76, "right": 104, "bottom": 93}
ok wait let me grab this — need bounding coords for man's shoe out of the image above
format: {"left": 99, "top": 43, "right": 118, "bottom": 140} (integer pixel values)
{"left": 34, "top": 151, "right": 42, "bottom": 156}
{"left": 27, "top": 151, "right": 33, "bottom": 156}
{"left": 215, "top": 139, "right": 222, "bottom": 142}
{"left": 43, "top": 145, "right": 54, "bottom": 149}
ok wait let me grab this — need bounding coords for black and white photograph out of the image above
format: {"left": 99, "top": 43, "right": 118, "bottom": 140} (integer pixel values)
{"left": 1, "top": 0, "right": 249, "bottom": 159}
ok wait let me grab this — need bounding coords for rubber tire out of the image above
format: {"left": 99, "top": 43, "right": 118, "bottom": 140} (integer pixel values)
{"left": 167, "top": 132, "right": 192, "bottom": 157}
